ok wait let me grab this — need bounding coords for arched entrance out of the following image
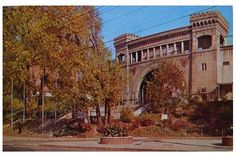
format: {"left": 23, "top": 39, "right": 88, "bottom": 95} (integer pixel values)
{"left": 138, "top": 71, "right": 153, "bottom": 106}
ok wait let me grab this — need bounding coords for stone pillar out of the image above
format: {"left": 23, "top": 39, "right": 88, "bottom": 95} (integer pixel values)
{"left": 181, "top": 41, "right": 184, "bottom": 53}
{"left": 135, "top": 52, "right": 138, "bottom": 63}
{"left": 160, "top": 46, "right": 163, "bottom": 57}
{"left": 147, "top": 49, "right": 150, "bottom": 60}
{"left": 174, "top": 43, "right": 177, "bottom": 55}
{"left": 153, "top": 47, "right": 156, "bottom": 58}
{"left": 130, "top": 53, "right": 132, "bottom": 64}
{"left": 141, "top": 50, "right": 143, "bottom": 61}
{"left": 167, "top": 44, "right": 169, "bottom": 56}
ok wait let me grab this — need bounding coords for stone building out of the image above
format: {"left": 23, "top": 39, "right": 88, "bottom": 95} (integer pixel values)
{"left": 114, "top": 11, "right": 233, "bottom": 106}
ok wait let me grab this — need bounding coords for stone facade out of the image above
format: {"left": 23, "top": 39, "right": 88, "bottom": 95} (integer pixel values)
{"left": 114, "top": 11, "right": 233, "bottom": 106}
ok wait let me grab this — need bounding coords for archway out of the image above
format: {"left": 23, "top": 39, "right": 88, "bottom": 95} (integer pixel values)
{"left": 138, "top": 71, "right": 153, "bottom": 106}
{"left": 130, "top": 62, "right": 187, "bottom": 107}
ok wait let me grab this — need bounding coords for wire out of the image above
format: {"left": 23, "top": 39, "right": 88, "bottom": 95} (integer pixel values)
{"left": 104, "top": 6, "right": 218, "bottom": 45}
{"left": 104, "top": 6, "right": 181, "bottom": 33}
{"left": 102, "top": 6, "right": 148, "bottom": 24}
{"left": 134, "top": 6, "right": 217, "bottom": 35}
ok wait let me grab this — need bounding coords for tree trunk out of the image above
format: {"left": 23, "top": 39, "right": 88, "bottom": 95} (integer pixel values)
{"left": 10, "top": 78, "right": 13, "bottom": 131}
{"left": 37, "top": 76, "right": 44, "bottom": 119}
{"left": 96, "top": 104, "right": 103, "bottom": 126}
{"left": 72, "top": 105, "right": 76, "bottom": 119}
{"left": 104, "top": 99, "right": 108, "bottom": 126}
{"left": 107, "top": 102, "right": 111, "bottom": 125}
{"left": 23, "top": 82, "right": 26, "bottom": 123}
{"left": 25, "top": 85, "right": 32, "bottom": 119}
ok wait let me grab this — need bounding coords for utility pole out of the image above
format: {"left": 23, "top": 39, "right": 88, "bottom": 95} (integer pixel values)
{"left": 41, "top": 68, "right": 45, "bottom": 133}
{"left": 10, "top": 78, "right": 14, "bottom": 131}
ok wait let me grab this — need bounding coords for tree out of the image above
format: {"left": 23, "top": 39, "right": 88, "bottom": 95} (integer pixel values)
{"left": 105, "top": 61, "right": 125, "bottom": 125}
{"left": 145, "top": 60, "right": 185, "bottom": 114}
{"left": 3, "top": 6, "right": 104, "bottom": 122}
{"left": 3, "top": 6, "right": 125, "bottom": 131}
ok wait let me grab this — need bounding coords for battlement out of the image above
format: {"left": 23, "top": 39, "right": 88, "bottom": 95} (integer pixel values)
{"left": 190, "top": 10, "right": 229, "bottom": 32}
{"left": 191, "top": 11, "right": 219, "bottom": 21}
{"left": 114, "top": 33, "right": 139, "bottom": 43}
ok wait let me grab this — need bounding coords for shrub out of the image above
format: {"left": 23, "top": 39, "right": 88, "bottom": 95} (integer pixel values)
{"left": 170, "top": 118, "right": 187, "bottom": 131}
{"left": 120, "top": 106, "right": 134, "bottom": 123}
{"left": 138, "top": 112, "right": 159, "bottom": 127}
{"left": 103, "top": 126, "right": 128, "bottom": 137}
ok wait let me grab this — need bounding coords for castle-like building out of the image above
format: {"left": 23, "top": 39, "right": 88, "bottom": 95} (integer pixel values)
{"left": 114, "top": 11, "right": 233, "bottom": 106}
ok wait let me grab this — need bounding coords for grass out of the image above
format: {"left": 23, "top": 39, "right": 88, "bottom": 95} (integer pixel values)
{"left": 129, "top": 125, "right": 202, "bottom": 137}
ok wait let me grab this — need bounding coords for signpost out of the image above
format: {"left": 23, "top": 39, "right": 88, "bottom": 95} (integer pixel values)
{"left": 161, "top": 114, "right": 168, "bottom": 136}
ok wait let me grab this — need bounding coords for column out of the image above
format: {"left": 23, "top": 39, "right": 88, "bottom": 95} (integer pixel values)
{"left": 141, "top": 50, "right": 143, "bottom": 61}
{"left": 160, "top": 46, "right": 163, "bottom": 57}
{"left": 136, "top": 52, "right": 138, "bottom": 63}
{"left": 174, "top": 43, "right": 177, "bottom": 55}
{"left": 147, "top": 49, "right": 150, "bottom": 60}
{"left": 181, "top": 41, "right": 184, "bottom": 53}
{"left": 153, "top": 47, "right": 156, "bottom": 58}
{"left": 130, "top": 53, "right": 132, "bottom": 64}
{"left": 167, "top": 44, "right": 169, "bottom": 56}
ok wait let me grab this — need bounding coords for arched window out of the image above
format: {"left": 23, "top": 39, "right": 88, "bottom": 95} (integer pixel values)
{"left": 220, "top": 35, "right": 225, "bottom": 46}
{"left": 197, "top": 35, "right": 212, "bottom": 50}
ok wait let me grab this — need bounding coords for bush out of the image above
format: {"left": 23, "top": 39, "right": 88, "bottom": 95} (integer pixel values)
{"left": 138, "top": 112, "right": 159, "bottom": 127}
{"left": 170, "top": 118, "right": 187, "bottom": 131}
{"left": 190, "top": 100, "right": 233, "bottom": 131}
{"left": 103, "top": 126, "right": 128, "bottom": 137}
{"left": 52, "top": 119, "right": 91, "bottom": 137}
{"left": 120, "top": 106, "right": 134, "bottom": 123}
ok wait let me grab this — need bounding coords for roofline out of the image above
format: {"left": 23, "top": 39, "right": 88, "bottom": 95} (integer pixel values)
{"left": 127, "top": 26, "right": 190, "bottom": 45}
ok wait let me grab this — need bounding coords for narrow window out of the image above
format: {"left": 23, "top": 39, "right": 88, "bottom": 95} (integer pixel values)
{"left": 137, "top": 51, "right": 142, "bottom": 62}
{"left": 162, "top": 45, "right": 167, "bottom": 56}
{"left": 223, "top": 61, "right": 230, "bottom": 66}
{"left": 201, "top": 63, "right": 207, "bottom": 71}
{"left": 155, "top": 47, "right": 160, "bottom": 57}
{"left": 184, "top": 40, "right": 190, "bottom": 53}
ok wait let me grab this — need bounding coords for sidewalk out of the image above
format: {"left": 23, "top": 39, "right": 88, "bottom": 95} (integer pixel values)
{"left": 3, "top": 136, "right": 233, "bottom": 151}
{"left": 40, "top": 138, "right": 232, "bottom": 151}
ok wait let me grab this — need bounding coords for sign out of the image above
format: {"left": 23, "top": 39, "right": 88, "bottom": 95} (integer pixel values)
{"left": 161, "top": 114, "right": 168, "bottom": 120}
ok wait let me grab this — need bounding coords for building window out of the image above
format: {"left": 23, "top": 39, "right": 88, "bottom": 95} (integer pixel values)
{"left": 220, "top": 35, "right": 225, "bottom": 47}
{"left": 155, "top": 46, "right": 160, "bottom": 57}
{"left": 118, "top": 54, "right": 125, "bottom": 63}
{"left": 143, "top": 50, "right": 147, "bottom": 60}
{"left": 184, "top": 40, "right": 190, "bottom": 53}
{"left": 168, "top": 43, "right": 175, "bottom": 55}
{"left": 137, "top": 51, "right": 142, "bottom": 62}
{"left": 223, "top": 61, "right": 230, "bottom": 66}
{"left": 198, "top": 35, "right": 212, "bottom": 50}
{"left": 176, "top": 42, "right": 182, "bottom": 54}
{"left": 149, "top": 48, "right": 154, "bottom": 59}
{"left": 162, "top": 45, "right": 167, "bottom": 56}
{"left": 201, "top": 63, "right": 207, "bottom": 71}
{"left": 132, "top": 52, "right": 136, "bottom": 63}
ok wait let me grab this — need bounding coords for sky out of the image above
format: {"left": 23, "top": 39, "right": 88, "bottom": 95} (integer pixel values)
{"left": 97, "top": 6, "right": 233, "bottom": 59}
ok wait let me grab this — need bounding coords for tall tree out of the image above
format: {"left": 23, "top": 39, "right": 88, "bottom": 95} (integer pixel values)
{"left": 3, "top": 6, "right": 102, "bottom": 120}
{"left": 145, "top": 61, "right": 185, "bottom": 114}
